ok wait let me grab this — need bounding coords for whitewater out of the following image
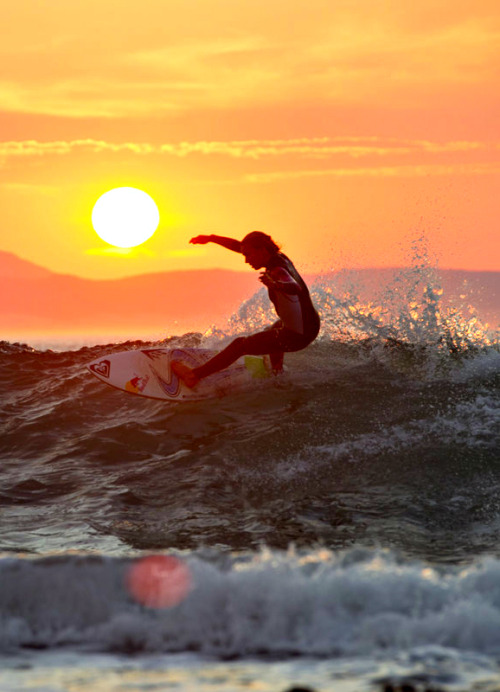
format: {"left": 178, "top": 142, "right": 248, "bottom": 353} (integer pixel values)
{"left": 1, "top": 255, "right": 500, "bottom": 691}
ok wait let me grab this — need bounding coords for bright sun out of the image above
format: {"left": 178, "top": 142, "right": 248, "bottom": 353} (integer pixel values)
{"left": 92, "top": 187, "right": 160, "bottom": 248}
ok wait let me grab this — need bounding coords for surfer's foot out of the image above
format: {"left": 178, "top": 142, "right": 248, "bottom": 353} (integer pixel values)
{"left": 269, "top": 352, "right": 284, "bottom": 375}
{"left": 171, "top": 360, "right": 199, "bottom": 389}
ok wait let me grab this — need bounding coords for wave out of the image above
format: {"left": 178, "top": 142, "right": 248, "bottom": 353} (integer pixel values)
{"left": 0, "top": 257, "right": 499, "bottom": 559}
{"left": 3, "top": 548, "right": 500, "bottom": 659}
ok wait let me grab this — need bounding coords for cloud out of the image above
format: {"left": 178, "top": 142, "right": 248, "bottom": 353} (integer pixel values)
{"left": 1, "top": 137, "right": 497, "bottom": 183}
{"left": 0, "top": 182, "right": 59, "bottom": 195}
{"left": 1, "top": 1, "right": 499, "bottom": 118}
{"left": 245, "top": 162, "right": 500, "bottom": 183}
{"left": 85, "top": 246, "right": 155, "bottom": 257}
{"left": 0, "top": 136, "right": 492, "bottom": 160}
{"left": 1, "top": 137, "right": 497, "bottom": 185}
{"left": 0, "top": 139, "right": 155, "bottom": 157}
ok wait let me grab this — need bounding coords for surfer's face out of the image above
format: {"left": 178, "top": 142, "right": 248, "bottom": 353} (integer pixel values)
{"left": 242, "top": 243, "right": 271, "bottom": 269}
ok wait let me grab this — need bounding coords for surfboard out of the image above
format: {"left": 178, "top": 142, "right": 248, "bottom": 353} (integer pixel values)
{"left": 87, "top": 347, "right": 271, "bottom": 401}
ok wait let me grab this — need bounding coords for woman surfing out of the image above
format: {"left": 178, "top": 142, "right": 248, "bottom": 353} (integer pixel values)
{"left": 171, "top": 231, "right": 320, "bottom": 388}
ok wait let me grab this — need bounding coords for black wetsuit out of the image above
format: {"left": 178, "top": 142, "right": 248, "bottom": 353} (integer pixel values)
{"left": 192, "top": 252, "right": 320, "bottom": 379}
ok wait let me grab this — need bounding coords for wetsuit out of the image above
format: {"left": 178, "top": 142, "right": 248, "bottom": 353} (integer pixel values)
{"left": 192, "top": 252, "right": 320, "bottom": 379}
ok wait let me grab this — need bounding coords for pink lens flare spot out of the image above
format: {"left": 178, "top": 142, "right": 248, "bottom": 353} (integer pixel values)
{"left": 127, "top": 555, "right": 192, "bottom": 609}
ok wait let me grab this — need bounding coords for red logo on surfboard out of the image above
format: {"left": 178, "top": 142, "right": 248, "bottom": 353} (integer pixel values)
{"left": 90, "top": 359, "right": 111, "bottom": 378}
{"left": 125, "top": 374, "right": 149, "bottom": 394}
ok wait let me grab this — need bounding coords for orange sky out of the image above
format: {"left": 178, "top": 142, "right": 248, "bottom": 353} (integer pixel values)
{"left": 0, "top": 0, "right": 499, "bottom": 279}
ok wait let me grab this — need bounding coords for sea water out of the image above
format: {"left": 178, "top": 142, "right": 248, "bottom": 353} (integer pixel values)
{"left": 1, "top": 259, "right": 500, "bottom": 692}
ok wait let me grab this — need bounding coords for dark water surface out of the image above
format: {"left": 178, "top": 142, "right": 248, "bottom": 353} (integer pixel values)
{"left": 1, "top": 266, "right": 500, "bottom": 690}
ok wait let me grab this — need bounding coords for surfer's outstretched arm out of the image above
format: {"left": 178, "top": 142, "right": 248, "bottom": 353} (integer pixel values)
{"left": 190, "top": 234, "right": 242, "bottom": 253}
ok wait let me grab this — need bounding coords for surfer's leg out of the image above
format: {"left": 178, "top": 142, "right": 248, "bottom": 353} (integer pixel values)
{"left": 194, "top": 326, "right": 307, "bottom": 379}
{"left": 172, "top": 327, "right": 308, "bottom": 388}
{"left": 192, "top": 336, "right": 257, "bottom": 379}
{"left": 171, "top": 337, "right": 250, "bottom": 387}
{"left": 172, "top": 329, "right": 284, "bottom": 387}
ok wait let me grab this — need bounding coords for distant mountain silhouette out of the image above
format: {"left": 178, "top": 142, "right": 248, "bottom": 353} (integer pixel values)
{"left": 1, "top": 252, "right": 498, "bottom": 337}
{"left": 0, "top": 252, "right": 257, "bottom": 335}
{"left": 0, "top": 251, "right": 54, "bottom": 279}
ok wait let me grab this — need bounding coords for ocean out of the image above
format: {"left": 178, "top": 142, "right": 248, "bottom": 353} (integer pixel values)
{"left": 1, "top": 260, "right": 500, "bottom": 692}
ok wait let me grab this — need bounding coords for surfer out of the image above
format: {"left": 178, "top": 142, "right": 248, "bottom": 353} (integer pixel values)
{"left": 171, "top": 232, "right": 320, "bottom": 388}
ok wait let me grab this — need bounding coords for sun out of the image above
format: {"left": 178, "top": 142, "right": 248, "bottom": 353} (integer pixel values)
{"left": 92, "top": 187, "right": 160, "bottom": 248}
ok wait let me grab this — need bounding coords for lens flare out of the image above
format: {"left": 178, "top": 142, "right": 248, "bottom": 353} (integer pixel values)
{"left": 126, "top": 555, "right": 191, "bottom": 609}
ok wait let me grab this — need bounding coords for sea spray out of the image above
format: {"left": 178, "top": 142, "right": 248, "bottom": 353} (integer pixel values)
{"left": 202, "top": 236, "right": 497, "bottom": 384}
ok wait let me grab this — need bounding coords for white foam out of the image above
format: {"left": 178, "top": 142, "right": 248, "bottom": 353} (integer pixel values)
{"left": 451, "top": 347, "right": 500, "bottom": 382}
{"left": 233, "top": 391, "right": 500, "bottom": 494}
{"left": 3, "top": 549, "right": 500, "bottom": 658}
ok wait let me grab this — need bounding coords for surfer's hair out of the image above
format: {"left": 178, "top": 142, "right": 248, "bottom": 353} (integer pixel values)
{"left": 242, "top": 231, "right": 280, "bottom": 254}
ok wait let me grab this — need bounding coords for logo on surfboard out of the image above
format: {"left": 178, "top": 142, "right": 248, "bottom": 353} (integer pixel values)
{"left": 89, "top": 359, "right": 111, "bottom": 378}
{"left": 125, "top": 374, "right": 149, "bottom": 394}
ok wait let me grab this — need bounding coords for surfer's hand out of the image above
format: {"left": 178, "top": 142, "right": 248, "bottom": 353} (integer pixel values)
{"left": 190, "top": 235, "right": 212, "bottom": 245}
{"left": 259, "top": 272, "right": 275, "bottom": 288}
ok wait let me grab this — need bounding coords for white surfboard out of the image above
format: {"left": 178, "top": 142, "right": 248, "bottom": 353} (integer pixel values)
{"left": 87, "top": 347, "right": 271, "bottom": 401}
